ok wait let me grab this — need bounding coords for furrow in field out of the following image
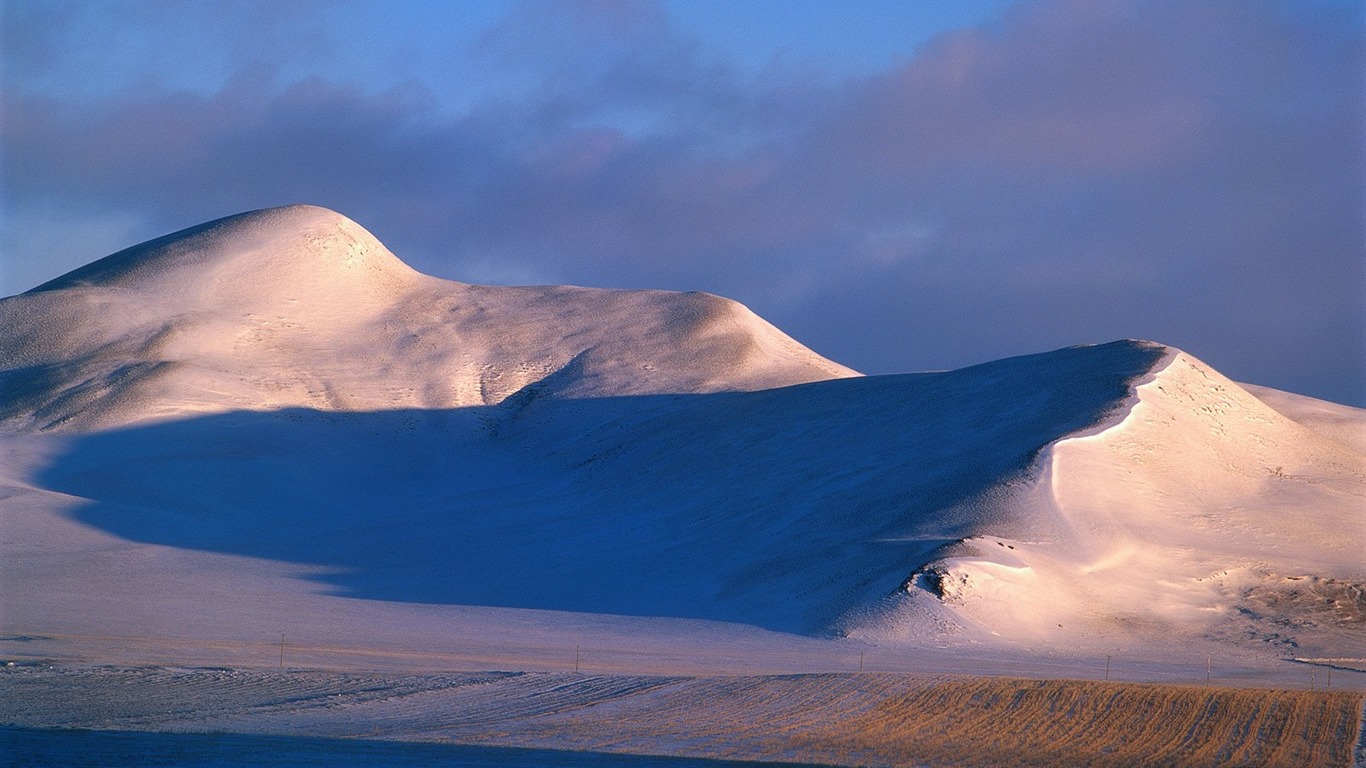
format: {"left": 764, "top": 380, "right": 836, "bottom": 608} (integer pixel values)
{"left": 4, "top": 667, "right": 1361, "bottom": 767}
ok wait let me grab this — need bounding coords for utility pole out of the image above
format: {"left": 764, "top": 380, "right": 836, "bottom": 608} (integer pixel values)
{"left": 574, "top": 645, "right": 580, "bottom": 674}
{"left": 1206, "top": 653, "right": 1211, "bottom": 683}
{"left": 1104, "top": 655, "right": 1111, "bottom": 682}
{"left": 279, "top": 633, "right": 286, "bottom": 670}
{"left": 859, "top": 651, "right": 864, "bottom": 673}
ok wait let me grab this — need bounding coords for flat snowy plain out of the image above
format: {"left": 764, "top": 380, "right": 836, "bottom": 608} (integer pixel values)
{"left": 2, "top": 206, "right": 1363, "bottom": 766}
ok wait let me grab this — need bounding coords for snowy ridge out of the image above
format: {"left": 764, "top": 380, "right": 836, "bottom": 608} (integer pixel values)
{"left": 861, "top": 350, "right": 1366, "bottom": 655}
{"left": 0, "top": 205, "right": 855, "bottom": 431}
{"left": 1, "top": 206, "right": 1362, "bottom": 667}
{"left": 1238, "top": 382, "right": 1366, "bottom": 455}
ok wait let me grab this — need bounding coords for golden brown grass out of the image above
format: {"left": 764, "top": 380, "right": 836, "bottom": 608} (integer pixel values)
{"left": 798, "top": 677, "right": 1363, "bottom": 768}
{"left": 426, "top": 672, "right": 1364, "bottom": 767}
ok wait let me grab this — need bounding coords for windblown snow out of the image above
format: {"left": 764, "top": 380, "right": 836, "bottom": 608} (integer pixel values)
{"left": 1, "top": 205, "right": 1361, "bottom": 673}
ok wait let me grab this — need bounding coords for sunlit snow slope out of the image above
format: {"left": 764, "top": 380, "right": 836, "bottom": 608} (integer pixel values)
{"left": 1, "top": 205, "right": 854, "bottom": 431}
{"left": 1, "top": 205, "right": 1361, "bottom": 663}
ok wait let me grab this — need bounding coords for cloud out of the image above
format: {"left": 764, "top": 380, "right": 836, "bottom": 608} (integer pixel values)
{"left": 2, "top": 0, "right": 1362, "bottom": 404}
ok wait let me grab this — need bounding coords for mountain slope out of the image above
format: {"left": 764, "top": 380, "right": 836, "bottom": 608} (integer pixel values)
{"left": 26, "top": 340, "right": 1167, "bottom": 638}
{"left": 0, "top": 205, "right": 1361, "bottom": 667}
{"left": 863, "top": 350, "right": 1366, "bottom": 656}
{"left": 0, "top": 205, "right": 856, "bottom": 431}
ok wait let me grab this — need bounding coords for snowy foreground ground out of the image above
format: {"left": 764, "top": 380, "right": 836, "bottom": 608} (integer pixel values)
{"left": 2, "top": 206, "right": 1364, "bottom": 765}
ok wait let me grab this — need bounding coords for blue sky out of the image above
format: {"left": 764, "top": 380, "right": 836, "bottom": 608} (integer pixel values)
{"left": 3, "top": 0, "right": 1363, "bottom": 404}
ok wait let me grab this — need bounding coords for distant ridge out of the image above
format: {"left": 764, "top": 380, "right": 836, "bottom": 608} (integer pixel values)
{"left": 0, "top": 205, "right": 857, "bottom": 430}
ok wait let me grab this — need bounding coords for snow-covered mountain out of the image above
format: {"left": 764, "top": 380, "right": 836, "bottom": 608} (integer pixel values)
{"left": 1, "top": 206, "right": 1361, "bottom": 666}
{"left": 1, "top": 205, "right": 854, "bottom": 431}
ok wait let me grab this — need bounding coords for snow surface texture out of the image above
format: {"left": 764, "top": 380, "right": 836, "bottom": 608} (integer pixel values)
{"left": 1, "top": 205, "right": 1362, "bottom": 672}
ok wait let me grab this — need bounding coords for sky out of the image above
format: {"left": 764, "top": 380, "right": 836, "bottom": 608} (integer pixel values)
{"left": 2, "top": 0, "right": 1363, "bottom": 405}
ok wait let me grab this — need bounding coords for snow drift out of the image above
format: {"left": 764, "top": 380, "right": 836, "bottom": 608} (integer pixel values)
{"left": 1, "top": 205, "right": 1361, "bottom": 664}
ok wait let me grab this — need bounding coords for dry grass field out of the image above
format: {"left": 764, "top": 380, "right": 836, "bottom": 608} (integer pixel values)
{"left": 800, "top": 677, "right": 1364, "bottom": 767}
{"left": 3, "top": 667, "right": 1362, "bottom": 767}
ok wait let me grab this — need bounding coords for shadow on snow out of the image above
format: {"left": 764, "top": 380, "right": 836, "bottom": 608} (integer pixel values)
{"left": 37, "top": 342, "right": 1165, "bottom": 635}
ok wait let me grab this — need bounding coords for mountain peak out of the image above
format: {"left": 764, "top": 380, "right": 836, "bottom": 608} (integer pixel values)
{"left": 1, "top": 206, "right": 856, "bottom": 430}
{"left": 28, "top": 205, "right": 420, "bottom": 303}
